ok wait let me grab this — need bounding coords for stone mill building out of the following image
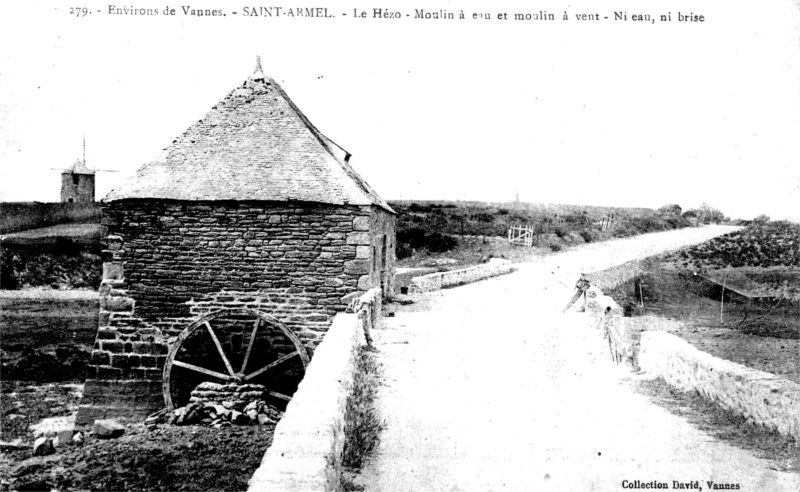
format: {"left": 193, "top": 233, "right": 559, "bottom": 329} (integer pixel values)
{"left": 76, "top": 62, "right": 396, "bottom": 425}
{"left": 61, "top": 159, "right": 96, "bottom": 203}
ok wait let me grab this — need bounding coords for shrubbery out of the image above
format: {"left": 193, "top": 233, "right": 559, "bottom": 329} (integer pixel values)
{"left": 0, "top": 345, "right": 89, "bottom": 382}
{"left": 395, "top": 228, "right": 458, "bottom": 259}
{"left": 391, "top": 201, "right": 700, "bottom": 259}
{"left": 579, "top": 228, "right": 597, "bottom": 243}
{"left": 671, "top": 221, "right": 800, "bottom": 269}
{"left": 0, "top": 242, "right": 102, "bottom": 289}
{"left": 425, "top": 232, "right": 458, "bottom": 253}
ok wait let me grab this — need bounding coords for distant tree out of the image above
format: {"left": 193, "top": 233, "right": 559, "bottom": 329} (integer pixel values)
{"left": 698, "top": 203, "right": 725, "bottom": 224}
{"left": 658, "top": 204, "right": 682, "bottom": 216}
{"left": 753, "top": 214, "right": 770, "bottom": 224}
{"left": 682, "top": 209, "right": 698, "bottom": 219}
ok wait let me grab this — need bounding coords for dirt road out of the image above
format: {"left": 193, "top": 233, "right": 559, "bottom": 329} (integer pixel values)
{"left": 358, "top": 226, "right": 799, "bottom": 491}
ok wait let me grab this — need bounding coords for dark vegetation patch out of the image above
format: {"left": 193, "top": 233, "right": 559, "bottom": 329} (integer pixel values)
{"left": 389, "top": 200, "right": 696, "bottom": 262}
{"left": 2, "top": 422, "right": 275, "bottom": 492}
{"left": 395, "top": 227, "right": 458, "bottom": 259}
{"left": 670, "top": 221, "right": 800, "bottom": 270}
{"left": 1, "top": 223, "right": 104, "bottom": 290}
{"left": 1, "top": 242, "right": 102, "bottom": 290}
{"left": 1, "top": 345, "right": 90, "bottom": 383}
{"left": 632, "top": 377, "right": 798, "bottom": 472}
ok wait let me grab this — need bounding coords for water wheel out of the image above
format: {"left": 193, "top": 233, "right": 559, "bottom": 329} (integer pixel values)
{"left": 162, "top": 309, "right": 310, "bottom": 411}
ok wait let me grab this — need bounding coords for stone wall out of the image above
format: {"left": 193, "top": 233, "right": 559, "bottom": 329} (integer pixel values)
{"left": 364, "top": 208, "right": 396, "bottom": 298}
{"left": 77, "top": 200, "right": 394, "bottom": 426}
{"left": 585, "top": 281, "right": 800, "bottom": 442}
{"left": 639, "top": 331, "right": 800, "bottom": 442}
{"left": 586, "top": 258, "right": 644, "bottom": 291}
{"left": 408, "top": 258, "right": 514, "bottom": 293}
{"left": 248, "top": 288, "right": 381, "bottom": 492}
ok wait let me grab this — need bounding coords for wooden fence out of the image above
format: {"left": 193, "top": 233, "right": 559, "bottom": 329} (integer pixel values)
{"left": 508, "top": 225, "right": 534, "bottom": 247}
{"left": 506, "top": 214, "right": 619, "bottom": 247}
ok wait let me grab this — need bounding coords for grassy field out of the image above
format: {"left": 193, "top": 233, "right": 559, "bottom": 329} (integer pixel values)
{"left": 0, "top": 202, "right": 101, "bottom": 234}
{"left": 0, "top": 290, "right": 98, "bottom": 381}
{"left": 1, "top": 223, "right": 105, "bottom": 246}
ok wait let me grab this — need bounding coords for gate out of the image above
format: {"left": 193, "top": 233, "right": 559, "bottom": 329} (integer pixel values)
{"left": 507, "top": 225, "right": 534, "bottom": 247}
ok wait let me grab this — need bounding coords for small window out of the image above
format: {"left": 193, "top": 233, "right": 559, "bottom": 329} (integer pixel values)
{"left": 72, "top": 175, "right": 79, "bottom": 185}
{"left": 68, "top": 198, "right": 74, "bottom": 203}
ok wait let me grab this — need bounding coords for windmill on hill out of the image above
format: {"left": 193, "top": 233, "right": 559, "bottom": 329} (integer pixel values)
{"left": 52, "top": 138, "right": 117, "bottom": 203}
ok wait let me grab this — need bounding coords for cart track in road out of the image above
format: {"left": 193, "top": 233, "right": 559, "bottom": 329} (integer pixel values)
{"left": 358, "top": 226, "right": 799, "bottom": 492}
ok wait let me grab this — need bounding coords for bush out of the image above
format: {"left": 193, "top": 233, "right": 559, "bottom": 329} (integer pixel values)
{"left": 1, "top": 242, "right": 101, "bottom": 290}
{"left": 396, "top": 227, "right": 427, "bottom": 250}
{"left": 425, "top": 232, "right": 458, "bottom": 253}
{"left": 395, "top": 228, "right": 458, "bottom": 257}
{"left": 625, "top": 215, "right": 668, "bottom": 234}
{"left": 754, "top": 214, "right": 770, "bottom": 224}
{"left": 578, "top": 229, "right": 596, "bottom": 243}
{"left": 395, "top": 242, "right": 413, "bottom": 260}
{"left": 664, "top": 215, "right": 690, "bottom": 229}
{"left": 613, "top": 224, "right": 637, "bottom": 238}
{"left": 658, "top": 204, "right": 683, "bottom": 216}
{"left": 553, "top": 226, "right": 567, "bottom": 238}
{"left": 564, "top": 213, "right": 589, "bottom": 226}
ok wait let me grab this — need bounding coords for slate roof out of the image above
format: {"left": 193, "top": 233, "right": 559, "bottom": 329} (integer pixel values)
{"left": 64, "top": 159, "right": 95, "bottom": 175}
{"left": 105, "top": 68, "right": 393, "bottom": 213}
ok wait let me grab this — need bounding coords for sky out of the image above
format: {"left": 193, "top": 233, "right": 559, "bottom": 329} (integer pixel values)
{"left": 1, "top": 0, "right": 799, "bottom": 221}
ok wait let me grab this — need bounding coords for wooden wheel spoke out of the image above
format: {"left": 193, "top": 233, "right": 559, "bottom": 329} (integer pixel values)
{"left": 240, "top": 318, "right": 260, "bottom": 374}
{"left": 205, "top": 321, "right": 236, "bottom": 377}
{"left": 165, "top": 309, "right": 310, "bottom": 411}
{"left": 172, "top": 360, "right": 231, "bottom": 380}
{"left": 267, "top": 390, "right": 292, "bottom": 402}
{"left": 243, "top": 351, "right": 299, "bottom": 381}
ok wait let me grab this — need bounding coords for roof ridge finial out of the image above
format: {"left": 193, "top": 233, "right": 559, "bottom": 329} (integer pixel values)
{"left": 254, "top": 56, "right": 264, "bottom": 76}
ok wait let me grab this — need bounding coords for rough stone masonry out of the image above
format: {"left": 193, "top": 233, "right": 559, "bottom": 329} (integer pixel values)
{"left": 76, "top": 63, "right": 396, "bottom": 427}
{"left": 77, "top": 201, "right": 395, "bottom": 426}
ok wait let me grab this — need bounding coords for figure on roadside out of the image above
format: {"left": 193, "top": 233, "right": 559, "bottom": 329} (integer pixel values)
{"left": 563, "top": 273, "right": 591, "bottom": 313}
{"left": 599, "top": 306, "right": 619, "bottom": 363}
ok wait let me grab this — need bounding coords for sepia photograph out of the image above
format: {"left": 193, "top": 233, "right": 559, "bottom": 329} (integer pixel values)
{"left": 1, "top": 1, "right": 798, "bottom": 490}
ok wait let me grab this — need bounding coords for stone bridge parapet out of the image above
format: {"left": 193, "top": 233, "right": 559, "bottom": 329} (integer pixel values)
{"left": 585, "top": 283, "right": 800, "bottom": 443}
{"left": 248, "top": 288, "right": 381, "bottom": 492}
{"left": 639, "top": 330, "right": 800, "bottom": 442}
{"left": 408, "top": 258, "right": 514, "bottom": 293}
